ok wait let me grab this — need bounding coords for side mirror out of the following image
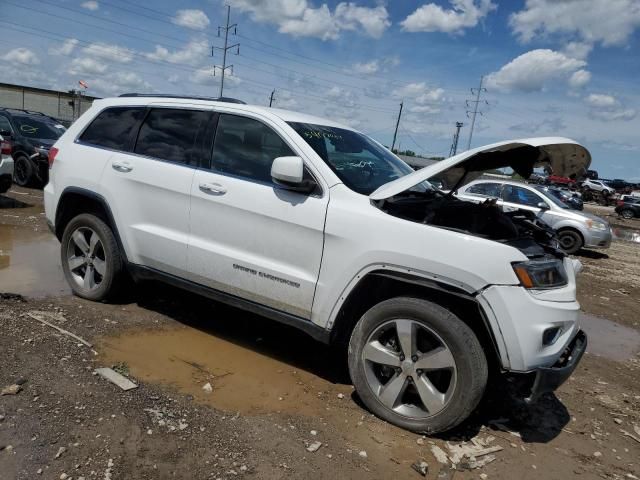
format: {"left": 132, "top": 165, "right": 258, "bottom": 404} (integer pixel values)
{"left": 537, "top": 202, "right": 550, "bottom": 210}
{"left": 271, "top": 156, "right": 316, "bottom": 194}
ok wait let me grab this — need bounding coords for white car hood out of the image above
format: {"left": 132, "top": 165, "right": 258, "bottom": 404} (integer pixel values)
{"left": 371, "top": 137, "right": 591, "bottom": 201}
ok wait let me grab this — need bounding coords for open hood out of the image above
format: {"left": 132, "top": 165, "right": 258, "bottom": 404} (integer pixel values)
{"left": 370, "top": 137, "right": 591, "bottom": 201}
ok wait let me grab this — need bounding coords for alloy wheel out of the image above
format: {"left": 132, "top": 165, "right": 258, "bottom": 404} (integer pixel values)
{"left": 66, "top": 226, "right": 106, "bottom": 291}
{"left": 362, "top": 319, "right": 457, "bottom": 418}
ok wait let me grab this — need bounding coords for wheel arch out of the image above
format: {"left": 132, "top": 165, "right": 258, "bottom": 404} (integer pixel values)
{"left": 328, "top": 270, "right": 503, "bottom": 370}
{"left": 55, "top": 187, "right": 128, "bottom": 262}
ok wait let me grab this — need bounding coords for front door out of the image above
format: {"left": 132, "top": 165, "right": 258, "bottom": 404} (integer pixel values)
{"left": 188, "top": 113, "right": 328, "bottom": 319}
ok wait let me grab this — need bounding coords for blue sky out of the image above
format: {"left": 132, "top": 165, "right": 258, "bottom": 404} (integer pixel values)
{"left": 1, "top": 0, "right": 639, "bottom": 180}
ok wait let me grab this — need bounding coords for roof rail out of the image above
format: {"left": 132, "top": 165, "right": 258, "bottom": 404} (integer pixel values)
{"left": 0, "top": 107, "right": 48, "bottom": 116}
{"left": 118, "top": 93, "right": 246, "bottom": 104}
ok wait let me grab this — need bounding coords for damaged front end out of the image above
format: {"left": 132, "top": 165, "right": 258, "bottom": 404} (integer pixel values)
{"left": 370, "top": 137, "right": 591, "bottom": 260}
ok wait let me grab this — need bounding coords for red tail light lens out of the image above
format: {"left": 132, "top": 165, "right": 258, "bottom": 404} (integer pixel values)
{"left": 0, "top": 140, "right": 11, "bottom": 156}
{"left": 48, "top": 147, "right": 59, "bottom": 168}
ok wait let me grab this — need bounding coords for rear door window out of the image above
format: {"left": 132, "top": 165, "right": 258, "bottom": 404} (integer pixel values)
{"left": 134, "top": 108, "right": 211, "bottom": 166}
{"left": 502, "top": 185, "right": 545, "bottom": 207}
{"left": 0, "top": 115, "right": 13, "bottom": 134}
{"left": 79, "top": 107, "right": 145, "bottom": 151}
{"left": 211, "top": 114, "right": 295, "bottom": 183}
{"left": 466, "top": 182, "right": 502, "bottom": 197}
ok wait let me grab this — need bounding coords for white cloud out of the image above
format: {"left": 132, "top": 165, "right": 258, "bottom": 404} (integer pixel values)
{"left": 172, "top": 9, "right": 211, "bottom": 30}
{"left": 69, "top": 57, "right": 108, "bottom": 75}
{"left": 485, "top": 49, "right": 586, "bottom": 92}
{"left": 401, "top": 0, "right": 496, "bottom": 34}
{"left": 325, "top": 86, "right": 358, "bottom": 108}
{"left": 49, "top": 38, "right": 79, "bottom": 56}
{"left": 393, "top": 82, "right": 445, "bottom": 104}
{"left": 89, "top": 72, "right": 153, "bottom": 96}
{"left": 409, "top": 105, "right": 441, "bottom": 114}
{"left": 353, "top": 60, "right": 379, "bottom": 75}
{"left": 146, "top": 39, "right": 209, "bottom": 66}
{"left": 192, "top": 67, "right": 242, "bottom": 87}
{"left": 83, "top": 43, "right": 134, "bottom": 63}
{"left": 272, "top": 90, "right": 298, "bottom": 109}
{"left": 2, "top": 48, "right": 39, "bottom": 65}
{"left": 568, "top": 69, "right": 591, "bottom": 89}
{"left": 231, "top": 1, "right": 390, "bottom": 40}
{"left": 81, "top": 0, "right": 99, "bottom": 11}
{"left": 585, "top": 93, "right": 637, "bottom": 121}
{"left": 562, "top": 42, "right": 593, "bottom": 61}
{"left": 352, "top": 57, "right": 399, "bottom": 75}
{"left": 510, "top": 0, "right": 640, "bottom": 46}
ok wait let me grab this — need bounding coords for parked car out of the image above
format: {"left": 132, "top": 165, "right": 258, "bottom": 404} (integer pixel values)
{"left": 605, "top": 179, "right": 629, "bottom": 191}
{"left": 544, "top": 186, "right": 583, "bottom": 210}
{"left": 0, "top": 108, "right": 67, "bottom": 187}
{"left": 546, "top": 174, "right": 576, "bottom": 186}
{"left": 586, "top": 169, "right": 598, "bottom": 180}
{"left": 44, "top": 95, "right": 589, "bottom": 434}
{"left": 581, "top": 178, "right": 615, "bottom": 195}
{"left": 0, "top": 134, "right": 14, "bottom": 194}
{"left": 615, "top": 197, "right": 640, "bottom": 219}
{"left": 457, "top": 179, "right": 611, "bottom": 254}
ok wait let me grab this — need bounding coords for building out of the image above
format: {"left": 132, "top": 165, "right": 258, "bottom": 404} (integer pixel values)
{"left": 0, "top": 82, "right": 98, "bottom": 124}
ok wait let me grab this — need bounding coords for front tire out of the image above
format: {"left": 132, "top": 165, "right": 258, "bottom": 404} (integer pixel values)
{"left": 348, "top": 297, "right": 488, "bottom": 434}
{"left": 60, "top": 214, "right": 123, "bottom": 301}
{"left": 557, "top": 229, "right": 583, "bottom": 254}
{"left": 621, "top": 209, "right": 634, "bottom": 219}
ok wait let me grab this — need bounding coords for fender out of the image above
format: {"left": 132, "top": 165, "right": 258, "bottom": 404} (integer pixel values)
{"left": 55, "top": 186, "right": 129, "bottom": 263}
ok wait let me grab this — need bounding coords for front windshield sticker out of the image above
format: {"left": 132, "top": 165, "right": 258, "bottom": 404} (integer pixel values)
{"left": 300, "top": 130, "right": 343, "bottom": 141}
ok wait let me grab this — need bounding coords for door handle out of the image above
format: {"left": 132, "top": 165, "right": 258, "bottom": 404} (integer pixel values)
{"left": 112, "top": 161, "right": 133, "bottom": 173}
{"left": 199, "top": 182, "right": 227, "bottom": 195}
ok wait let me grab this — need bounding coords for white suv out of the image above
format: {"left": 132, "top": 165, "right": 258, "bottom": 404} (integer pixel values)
{"left": 44, "top": 95, "right": 588, "bottom": 434}
{"left": 581, "top": 178, "right": 615, "bottom": 195}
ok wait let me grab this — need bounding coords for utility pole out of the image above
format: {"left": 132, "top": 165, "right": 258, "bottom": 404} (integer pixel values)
{"left": 212, "top": 5, "right": 239, "bottom": 98}
{"left": 465, "top": 76, "right": 488, "bottom": 151}
{"left": 449, "top": 121, "right": 463, "bottom": 157}
{"left": 391, "top": 101, "right": 403, "bottom": 152}
{"left": 269, "top": 89, "right": 275, "bottom": 107}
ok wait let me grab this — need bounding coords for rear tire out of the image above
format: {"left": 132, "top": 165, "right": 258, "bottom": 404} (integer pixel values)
{"left": 558, "top": 229, "right": 583, "bottom": 254}
{"left": 60, "top": 213, "right": 123, "bottom": 301}
{"left": 13, "top": 154, "right": 34, "bottom": 187}
{"left": 621, "top": 209, "right": 634, "bottom": 219}
{"left": 348, "top": 297, "right": 488, "bottom": 434}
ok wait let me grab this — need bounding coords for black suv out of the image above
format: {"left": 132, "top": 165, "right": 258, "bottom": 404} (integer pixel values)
{"left": 0, "top": 108, "right": 67, "bottom": 187}
{"left": 615, "top": 197, "right": 640, "bottom": 219}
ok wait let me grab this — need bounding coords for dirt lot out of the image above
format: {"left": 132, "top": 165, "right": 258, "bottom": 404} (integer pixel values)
{"left": 1, "top": 186, "right": 639, "bottom": 480}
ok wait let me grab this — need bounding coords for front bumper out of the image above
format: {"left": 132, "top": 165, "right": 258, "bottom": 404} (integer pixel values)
{"left": 584, "top": 227, "right": 613, "bottom": 249}
{"left": 525, "top": 329, "right": 587, "bottom": 403}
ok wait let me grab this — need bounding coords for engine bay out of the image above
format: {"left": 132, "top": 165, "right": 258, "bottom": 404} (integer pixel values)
{"left": 374, "top": 190, "right": 565, "bottom": 259}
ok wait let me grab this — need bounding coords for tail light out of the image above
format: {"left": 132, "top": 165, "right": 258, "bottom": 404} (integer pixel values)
{"left": 617, "top": 200, "right": 624, "bottom": 206}
{"left": 48, "top": 147, "right": 59, "bottom": 168}
{"left": 0, "top": 139, "right": 11, "bottom": 156}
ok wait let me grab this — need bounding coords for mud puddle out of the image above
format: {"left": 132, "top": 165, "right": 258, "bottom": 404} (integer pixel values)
{"left": 613, "top": 227, "right": 640, "bottom": 243}
{"left": 579, "top": 313, "right": 640, "bottom": 361}
{"left": 99, "top": 325, "right": 351, "bottom": 416}
{"left": 0, "top": 225, "right": 69, "bottom": 297}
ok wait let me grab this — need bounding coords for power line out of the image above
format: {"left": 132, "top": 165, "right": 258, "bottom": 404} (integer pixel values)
{"left": 391, "top": 101, "right": 403, "bottom": 152}
{"left": 212, "top": 5, "right": 239, "bottom": 98}
{"left": 465, "top": 76, "right": 488, "bottom": 151}
{"left": 449, "top": 121, "right": 463, "bottom": 157}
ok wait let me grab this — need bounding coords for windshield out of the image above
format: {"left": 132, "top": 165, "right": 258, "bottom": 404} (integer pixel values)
{"left": 535, "top": 187, "right": 570, "bottom": 209}
{"left": 12, "top": 115, "right": 66, "bottom": 140}
{"left": 289, "top": 122, "right": 416, "bottom": 195}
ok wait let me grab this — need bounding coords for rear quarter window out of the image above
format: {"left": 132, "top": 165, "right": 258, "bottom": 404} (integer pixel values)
{"left": 79, "top": 107, "right": 146, "bottom": 151}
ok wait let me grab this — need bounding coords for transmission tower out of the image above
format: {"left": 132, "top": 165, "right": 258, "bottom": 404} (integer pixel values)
{"left": 465, "top": 76, "right": 488, "bottom": 151}
{"left": 212, "top": 5, "right": 239, "bottom": 98}
{"left": 449, "top": 122, "right": 463, "bottom": 157}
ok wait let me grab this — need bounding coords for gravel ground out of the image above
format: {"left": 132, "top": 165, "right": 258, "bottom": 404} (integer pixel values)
{"left": 1, "top": 187, "right": 639, "bottom": 480}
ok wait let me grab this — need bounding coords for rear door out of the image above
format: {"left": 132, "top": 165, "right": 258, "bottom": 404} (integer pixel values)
{"left": 188, "top": 112, "right": 328, "bottom": 319}
{"left": 98, "top": 106, "right": 211, "bottom": 277}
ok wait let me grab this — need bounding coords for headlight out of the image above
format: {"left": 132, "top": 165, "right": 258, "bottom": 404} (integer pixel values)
{"left": 585, "top": 219, "right": 608, "bottom": 231}
{"left": 512, "top": 259, "right": 568, "bottom": 289}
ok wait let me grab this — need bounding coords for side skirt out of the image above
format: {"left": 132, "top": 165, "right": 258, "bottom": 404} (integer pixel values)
{"left": 127, "top": 263, "right": 331, "bottom": 344}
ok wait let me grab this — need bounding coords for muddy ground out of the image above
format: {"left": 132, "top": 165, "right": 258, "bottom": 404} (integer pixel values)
{"left": 1, "top": 186, "right": 639, "bottom": 480}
